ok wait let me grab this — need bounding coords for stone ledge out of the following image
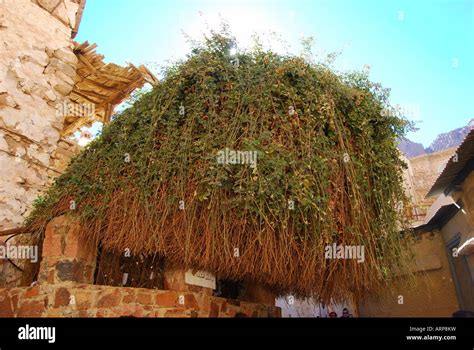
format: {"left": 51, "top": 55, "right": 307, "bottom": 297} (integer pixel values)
{"left": 0, "top": 282, "right": 281, "bottom": 318}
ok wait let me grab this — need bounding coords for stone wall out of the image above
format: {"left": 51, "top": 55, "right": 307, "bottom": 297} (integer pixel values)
{"left": 408, "top": 148, "right": 457, "bottom": 214}
{"left": 401, "top": 154, "right": 424, "bottom": 225}
{"left": 50, "top": 136, "right": 81, "bottom": 173}
{"left": 38, "top": 215, "right": 97, "bottom": 286}
{"left": 31, "top": 0, "right": 84, "bottom": 33}
{"left": 358, "top": 230, "right": 459, "bottom": 317}
{"left": 454, "top": 171, "right": 474, "bottom": 230}
{"left": 441, "top": 204, "right": 473, "bottom": 255}
{"left": 0, "top": 282, "right": 281, "bottom": 317}
{"left": 0, "top": 0, "right": 82, "bottom": 231}
{"left": 0, "top": 214, "right": 281, "bottom": 317}
{"left": 450, "top": 172, "right": 474, "bottom": 311}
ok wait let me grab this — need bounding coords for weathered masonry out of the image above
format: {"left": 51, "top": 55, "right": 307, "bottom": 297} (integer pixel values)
{"left": 0, "top": 0, "right": 155, "bottom": 287}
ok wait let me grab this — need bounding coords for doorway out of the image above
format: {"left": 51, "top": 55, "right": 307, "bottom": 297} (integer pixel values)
{"left": 446, "top": 234, "right": 474, "bottom": 311}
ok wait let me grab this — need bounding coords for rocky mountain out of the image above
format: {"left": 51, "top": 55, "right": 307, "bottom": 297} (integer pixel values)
{"left": 399, "top": 119, "right": 474, "bottom": 158}
{"left": 398, "top": 138, "right": 426, "bottom": 158}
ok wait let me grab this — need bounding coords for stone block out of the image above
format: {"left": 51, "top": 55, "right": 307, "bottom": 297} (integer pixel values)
{"left": 42, "top": 234, "right": 63, "bottom": 257}
{"left": 37, "top": 0, "right": 62, "bottom": 13}
{"left": 53, "top": 47, "right": 77, "bottom": 66}
{"left": 62, "top": 1, "right": 79, "bottom": 29}
{"left": 137, "top": 291, "right": 153, "bottom": 305}
{"left": 0, "top": 291, "right": 14, "bottom": 317}
{"left": 51, "top": 1, "right": 69, "bottom": 25}
{"left": 209, "top": 301, "right": 219, "bottom": 317}
{"left": 71, "top": 289, "right": 92, "bottom": 310}
{"left": 122, "top": 288, "right": 136, "bottom": 303}
{"left": 164, "top": 308, "right": 190, "bottom": 318}
{"left": 24, "top": 286, "right": 40, "bottom": 298}
{"left": 155, "top": 291, "right": 178, "bottom": 307}
{"left": 96, "top": 289, "right": 121, "bottom": 308}
{"left": 184, "top": 293, "right": 199, "bottom": 309}
{"left": 54, "top": 81, "right": 73, "bottom": 96}
{"left": 55, "top": 260, "right": 74, "bottom": 281}
{"left": 74, "top": 310, "right": 90, "bottom": 317}
{"left": 17, "top": 299, "right": 45, "bottom": 317}
{"left": 54, "top": 287, "right": 70, "bottom": 307}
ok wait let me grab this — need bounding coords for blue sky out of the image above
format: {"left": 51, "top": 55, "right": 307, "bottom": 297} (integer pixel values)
{"left": 76, "top": 0, "right": 473, "bottom": 147}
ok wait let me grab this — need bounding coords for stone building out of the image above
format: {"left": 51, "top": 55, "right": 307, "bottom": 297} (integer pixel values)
{"left": 423, "top": 130, "right": 474, "bottom": 312}
{"left": 407, "top": 147, "right": 458, "bottom": 219}
{"left": 1, "top": 0, "right": 85, "bottom": 232}
{"left": 0, "top": 0, "right": 155, "bottom": 234}
{"left": 359, "top": 131, "right": 474, "bottom": 316}
{"left": 0, "top": 0, "right": 156, "bottom": 287}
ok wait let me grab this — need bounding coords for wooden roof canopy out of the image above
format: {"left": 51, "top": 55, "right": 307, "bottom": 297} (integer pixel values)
{"left": 62, "top": 41, "right": 158, "bottom": 136}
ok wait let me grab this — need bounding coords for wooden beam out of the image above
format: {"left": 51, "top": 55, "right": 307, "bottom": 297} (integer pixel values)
{"left": 71, "top": 89, "right": 108, "bottom": 101}
{"left": 74, "top": 76, "right": 122, "bottom": 94}
{"left": 62, "top": 115, "right": 99, "bottom": 136}
{"left": 66, "top": 41, "right": 155, "bottom": 135}
{"left": 96, "top": 71, "right": 134, "bottom": 83}
{"left": 77, "top": 54, "right": 98, "bottom": 74}
{"left": 69, "top": 91, "right": 99, "bottom": 105}
{"left": 0, "top": 227, "right": 29, "bottom": 237}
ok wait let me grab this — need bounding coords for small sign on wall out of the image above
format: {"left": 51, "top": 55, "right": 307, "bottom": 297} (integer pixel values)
{"left": 185, "top": 269, "right": 216, "bottom": 290}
